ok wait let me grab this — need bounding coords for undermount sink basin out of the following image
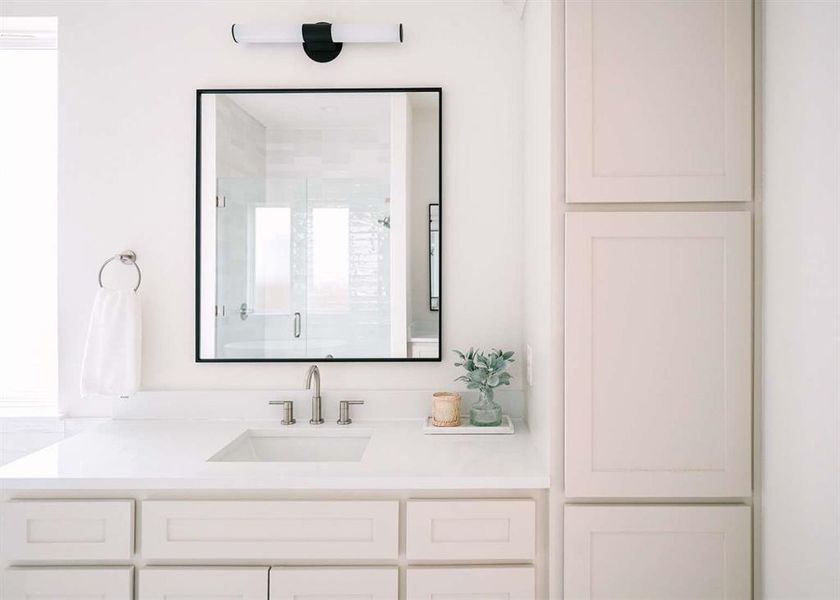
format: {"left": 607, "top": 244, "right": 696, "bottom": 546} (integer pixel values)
{"left": 208, "top": 429, "right": 371, "bottom": 463}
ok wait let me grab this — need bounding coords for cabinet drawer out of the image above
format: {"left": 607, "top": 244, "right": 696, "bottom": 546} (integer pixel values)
{"left": 270, "top": 567, "right": 398, "bottom": 599}
{"left": 3, "top": 567, "right": 133, "bottom": 599}
{"left": 141, "top": 500, "right": 399, "bottom": 560}
{"left": 139, "top": 567, "right": 267, "bottom": 600}
{"left": 407, "top": 566, "right": 535, "bottom": 600}
{"left": 406, "top": 499, "right": 535, "bottom": 561}
{"left": 2, "top": 500, "right": 134, "bottom": 562}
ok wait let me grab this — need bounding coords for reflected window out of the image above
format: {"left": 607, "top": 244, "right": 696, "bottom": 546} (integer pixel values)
{"left": 310, "top": 207, "right": 350, "bottom": 313}
{"left": 253, "top": 206, "right": 291, "bottom": 314}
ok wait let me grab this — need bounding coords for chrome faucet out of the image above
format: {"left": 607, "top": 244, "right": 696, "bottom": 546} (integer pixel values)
{"left": 304, "top": 365, "right": 323, "bottom": 424}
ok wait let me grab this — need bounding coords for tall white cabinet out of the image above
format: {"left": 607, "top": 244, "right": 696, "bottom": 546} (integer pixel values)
{"left": 563, "top": 1, "right": 754, "bottom": 598}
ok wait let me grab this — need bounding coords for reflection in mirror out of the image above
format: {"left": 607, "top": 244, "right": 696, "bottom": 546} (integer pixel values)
{"left": 429, "top": 204, "right": 440, "bottom": 311}
{"left": 197, "top": 89, "right": 441, "bottom": 361}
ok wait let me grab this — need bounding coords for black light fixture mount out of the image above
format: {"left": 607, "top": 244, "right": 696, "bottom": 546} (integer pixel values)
{"left": 302, "top": 22, "right": 342, "bottom": 63}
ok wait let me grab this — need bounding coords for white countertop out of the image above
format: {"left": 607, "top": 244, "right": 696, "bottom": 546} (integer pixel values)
{"left": 0, "top": 419, "right": 548, "bottom": 491}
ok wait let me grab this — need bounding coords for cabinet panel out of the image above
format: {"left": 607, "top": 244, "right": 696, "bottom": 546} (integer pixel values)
{"left": 269, "top": 567, "right": 397, "bottom": 600}
{"left": 406, "top": 499, "right": 535, "bottom": 561}
{"left": 2, "top": 500, "right": 134, "bottom": 563}
{"left": 141, "top": 500, "right": 398, "bottom": 560}
{"left": 565, "top": 212, "right": 751, "bottom": 497}
{"left": 138, "top": 567, "right": 267, "bottom": 600}
{"left": 566, "top": 0, "right": 752, "bottom": 202}
{"left": 564, "top": 505, "right": 750, "bottom": 599}
{"left": 3, "top": 567, "right": 133, "bottom": 599}
{"left": 406, "top": 567, "right": 534, "bottom": 600}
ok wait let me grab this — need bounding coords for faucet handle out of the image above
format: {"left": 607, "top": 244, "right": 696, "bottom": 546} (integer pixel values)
{"left": 337, "top": 400, "right": 364, "bottom": 425}
{"left": 269, "top": 400, "right": 296, "bottom": 425}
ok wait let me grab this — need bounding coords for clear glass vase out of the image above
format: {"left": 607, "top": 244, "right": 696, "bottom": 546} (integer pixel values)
{"left": 470, "top": 387, "right": 502, "bottom": 426}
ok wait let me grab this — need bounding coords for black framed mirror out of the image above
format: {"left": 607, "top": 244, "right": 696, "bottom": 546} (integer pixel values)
{"left": 196, "top": 88, "right": 442, "bottom": 362}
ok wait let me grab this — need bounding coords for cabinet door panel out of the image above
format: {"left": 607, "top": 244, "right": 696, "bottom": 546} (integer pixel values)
{"left": 406, "top": 567, "right": 534, "bottom": 600}
{"left": 2, "top": 500, "right": 134, "bottom": 562}
{"left": 269, "top": 567, "right": 397, "bottom": 600}
{"left": 565, "top": 212, "right": 752, "bottom": 497}
{"left": 3, "top": 567, "right": 133, "bottom": 599}
{"left": 141, "top": 500, "right": 398, "bottom": 560}
{"left": 566, "top": 0, "right": 752, "bottom": 202}
{"left": 564, "top": 505, "right": 750, "bottom": 599}
{"left": 406, "top": 499, "right": 535, "bottom": 561}
{"left": 138, "top": 567, "right": 267, "bottom": 600}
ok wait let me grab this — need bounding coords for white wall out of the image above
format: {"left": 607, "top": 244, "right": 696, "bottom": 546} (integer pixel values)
{"left": 408, "top": 105, "right": 439, "bottom": 333}
{"left": 762, "top": 1, "right": 840, "bottom": 597}
{"left": 520, "top": 3, "right": 555, "bottom": 596}
{"left": 3, "top": 1, "right": 525, "bottom": 416}
{"left": 521, "top": 0, "right": 553, "bottom": 475}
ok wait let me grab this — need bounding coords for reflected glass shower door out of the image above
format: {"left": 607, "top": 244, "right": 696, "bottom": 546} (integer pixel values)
{"left": 215, "top": 176, "right": 391, "bottom": 360}
{"left": 215, "top": 176, "right": 308, "bottom": 359}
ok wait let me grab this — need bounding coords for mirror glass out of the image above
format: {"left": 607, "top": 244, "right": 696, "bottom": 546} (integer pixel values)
{"left": 197, "top": 89, "right": 441, "bottom": 361}
{"left": 429, "top": 204, "right": 440, "bottom": 311}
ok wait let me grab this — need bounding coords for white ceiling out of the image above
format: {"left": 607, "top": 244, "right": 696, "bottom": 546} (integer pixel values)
{"left": 226, "top": 91, "right": 438, "bottom": 132}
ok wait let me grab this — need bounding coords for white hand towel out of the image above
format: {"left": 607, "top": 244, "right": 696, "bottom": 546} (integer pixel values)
{"left": 80, "top": 288, "right": 141, "bottom": 397}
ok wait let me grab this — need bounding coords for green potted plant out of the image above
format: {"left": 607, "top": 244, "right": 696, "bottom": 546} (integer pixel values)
{"left": 453, "top": 348, "right": 515, "bottom": 426}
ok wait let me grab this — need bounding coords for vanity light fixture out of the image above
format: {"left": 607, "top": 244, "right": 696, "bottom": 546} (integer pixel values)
{"left": 231, "top": 23, "right": 403, "bottom": 63}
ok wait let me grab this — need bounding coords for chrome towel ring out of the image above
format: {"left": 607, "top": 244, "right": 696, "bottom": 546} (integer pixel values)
{"left": 98, "top": 250, "right": 141, "bottom": 292}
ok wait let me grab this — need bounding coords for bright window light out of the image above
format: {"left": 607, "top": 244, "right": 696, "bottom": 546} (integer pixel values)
{"left": 0, "top": 17, "right": 58, "bottom": 414}
{"left": 253, "top": 206, "right": 291, "bottom": 314}
{"left": 311, "top": 207, "right": 350, "bottom": 313}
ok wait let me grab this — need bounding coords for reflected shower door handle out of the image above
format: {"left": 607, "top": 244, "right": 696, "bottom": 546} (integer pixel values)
{"left": 294, "top": 312, "right": 301, "bottom": 338}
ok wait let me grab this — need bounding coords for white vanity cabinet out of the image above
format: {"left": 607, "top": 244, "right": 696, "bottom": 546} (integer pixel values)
{"left": 138, "top": 567, "right": 268, "bottom": 600}
{"left": 3, "top": 566, "right": 133, "bottom": 599}
{"left": 565, "top": 0, "right": 752, "bottom": 203}
{"left": 564, "top": 505, "right": 751, "bottom": 599}
{"left": 565, "top": 211, "right": 752, "bottom": 498}
{"left": 1, "top": 495, "right": 541, "bottom": 600}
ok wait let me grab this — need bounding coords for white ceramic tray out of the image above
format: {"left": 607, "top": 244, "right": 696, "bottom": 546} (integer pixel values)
{"left": 423, "top": 415, "right": 514, "bottom": 435}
